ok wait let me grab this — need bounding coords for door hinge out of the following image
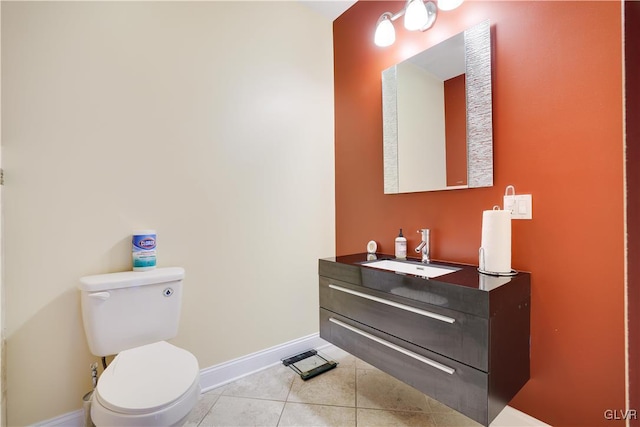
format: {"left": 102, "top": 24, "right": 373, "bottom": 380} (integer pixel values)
{"left": 0, "top": 169, "right": 4, "bottom": 185}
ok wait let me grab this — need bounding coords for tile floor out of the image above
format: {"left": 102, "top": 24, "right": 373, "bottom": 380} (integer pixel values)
{"left": 182, "top": 345, "right": 481, "bottom": 427}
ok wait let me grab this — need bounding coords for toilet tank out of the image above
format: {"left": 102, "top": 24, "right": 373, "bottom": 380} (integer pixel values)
{"left": 79, "top": 267, "right": 185, "bottom": 357}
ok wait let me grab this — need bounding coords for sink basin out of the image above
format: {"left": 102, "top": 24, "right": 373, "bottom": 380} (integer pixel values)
{"left": 363, "top": 259, "right": 460, "bottom": 278}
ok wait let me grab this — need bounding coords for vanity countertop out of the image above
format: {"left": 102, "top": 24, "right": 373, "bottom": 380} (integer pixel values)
{"left": 319, "top": 253, "right": 530, "bottom": 318}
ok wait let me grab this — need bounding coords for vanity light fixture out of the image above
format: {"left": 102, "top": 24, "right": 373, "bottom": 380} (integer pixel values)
{"left": 374, "top": 0, "right": 462, "bottom": 47}
{"left": 437, "top": 0, "right": 464, "bottom": 11}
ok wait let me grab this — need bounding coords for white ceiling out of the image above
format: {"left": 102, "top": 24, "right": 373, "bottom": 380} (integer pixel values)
{"left": 407, "top": 31, "right": 465, "bottom": 80}
{"left": 298, "top": 0, "right": 357, "bottom": 21}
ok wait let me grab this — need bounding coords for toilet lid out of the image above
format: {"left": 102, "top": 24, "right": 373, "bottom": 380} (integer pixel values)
{"left": 96, "top": 341, "right": 199, "bottom": 414}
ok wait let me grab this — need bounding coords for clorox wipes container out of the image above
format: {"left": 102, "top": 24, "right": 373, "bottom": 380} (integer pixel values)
{"left": 132, "top": 230, "right": 157, "bottom": 271}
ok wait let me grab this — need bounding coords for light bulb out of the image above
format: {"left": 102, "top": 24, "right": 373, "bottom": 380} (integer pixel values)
{"left": 437, "top": 0, "right": 463, "bottom": 11}
{"left": 404, "top": 0, "right": 428, "bottom": 31}
{"left": 374, "top": 14, "right": 395, "bottom": 47}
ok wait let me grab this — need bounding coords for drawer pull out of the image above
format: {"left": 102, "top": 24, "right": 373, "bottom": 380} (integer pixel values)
{"left": 329, "top": 317, "right": 455, "bottom": 375}
{"left": 328, "top": 284, "right": 455, "bottom": 324}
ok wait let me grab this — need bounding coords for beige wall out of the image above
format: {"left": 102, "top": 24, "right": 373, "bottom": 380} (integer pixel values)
{"left": 0, "top": 2, "right": 4, "bottom": 425}
{"left": 397, "top": 62, "right": 446, "bottom": 192}
{"left": 1, "top": 2, "right": 335, "bottom": 425}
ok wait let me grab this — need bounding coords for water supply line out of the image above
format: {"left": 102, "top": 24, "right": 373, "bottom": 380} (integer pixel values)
{"left": 83, "top": 362, "right": 99, "bottom": 427}
{"left": 91, "top": 362, "right": 98, "bottom": 388}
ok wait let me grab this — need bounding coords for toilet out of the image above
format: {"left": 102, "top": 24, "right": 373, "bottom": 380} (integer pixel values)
{"left": 79, "top": 267, "right": 200, "bottom": 427}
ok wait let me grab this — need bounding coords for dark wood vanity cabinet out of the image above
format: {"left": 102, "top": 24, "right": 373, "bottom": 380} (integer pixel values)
{"left": 319, "top": 254, "right": 530, "bottom": 426}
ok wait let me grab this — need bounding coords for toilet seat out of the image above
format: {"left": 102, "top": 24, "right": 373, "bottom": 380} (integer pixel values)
{"left": 95, "top": 341, "right": 199, "bottom": 415}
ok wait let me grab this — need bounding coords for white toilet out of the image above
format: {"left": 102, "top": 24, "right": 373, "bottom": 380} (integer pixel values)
{"left": 79, "top": 267, "right": 200, "bottom": 427}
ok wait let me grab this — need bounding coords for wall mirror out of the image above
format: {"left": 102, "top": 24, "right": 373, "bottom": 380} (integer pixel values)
{"left": 382, "top": 20, "right": 493, "bottom": 194}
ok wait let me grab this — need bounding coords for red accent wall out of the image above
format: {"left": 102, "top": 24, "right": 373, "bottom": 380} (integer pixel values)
{"left": 626, "top": 1, "right": 640, "bottom": 425}
{"left": 334, "top": 2, "right": 624, "bottom": 426}
{"left": 444, "top": 74, "right": 467, "bottom": 186}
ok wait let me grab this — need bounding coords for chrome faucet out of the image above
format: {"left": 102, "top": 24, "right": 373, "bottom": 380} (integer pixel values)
{"left": 415, "top": 229, "right": 430, "bottom": 263}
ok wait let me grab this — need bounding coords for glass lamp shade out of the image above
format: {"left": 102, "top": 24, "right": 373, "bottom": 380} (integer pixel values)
{"left": 374, "top": 15, "right": 395, "bottom": 47}
{"left": 437, "top": 0, "right": 463, "bottom": 11}
{"left": 404, "top": 0, "right": 428, "bottom": 31}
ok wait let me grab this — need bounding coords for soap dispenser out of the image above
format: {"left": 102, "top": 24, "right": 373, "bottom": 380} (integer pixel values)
{"left": 395, "top": 228, "right": 407, "bottom": 259}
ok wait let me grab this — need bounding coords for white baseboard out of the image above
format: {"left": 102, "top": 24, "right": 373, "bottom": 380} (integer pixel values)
{"left": 32, "top": 333, "right": 328, "bottom": 427}
{"left": 491, "top": 405, "right": 552, "bottom": 427}
{"left": 32, "top": 409, "right": 85, "bottom": 427}
{"left": 199, "top": 333, "right": 328, "bottom": 393}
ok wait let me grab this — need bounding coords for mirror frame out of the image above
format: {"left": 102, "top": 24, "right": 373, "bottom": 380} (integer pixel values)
{"left": 382, "top": 20, "right": 493, "bottom": 194}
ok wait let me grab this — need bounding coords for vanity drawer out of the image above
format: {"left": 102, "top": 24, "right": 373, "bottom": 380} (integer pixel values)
{"left": 320, "top": 308, "right": 489, "bottom": 426}
{"left": 319, "top": 277, "right": 489, "bottom": 371}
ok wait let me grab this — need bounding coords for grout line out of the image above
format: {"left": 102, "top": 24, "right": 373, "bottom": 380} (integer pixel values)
{"left": 275, "top": 400, "right": 286, "bottom": 427}
{"left": 284, "top": 401, "right": 357, "bottom": 409}
{"left": 275, "top": 367, "right": 296, "bottom": 426}
{"left": 354, "top": 359, "right": 359, "bottom": 427}
{"left": 194, "top": 393, "right": 220, "bottom": 427}
{"left": 218, "top": 395, "right": 290, "bottom": 403}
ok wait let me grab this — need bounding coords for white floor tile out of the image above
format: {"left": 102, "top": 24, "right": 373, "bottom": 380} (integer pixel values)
{"left": 279, "top": 402, "right": 356, "bottom": 427}
{"left": 198, "top": 395, "right": 284, "bottom": 427}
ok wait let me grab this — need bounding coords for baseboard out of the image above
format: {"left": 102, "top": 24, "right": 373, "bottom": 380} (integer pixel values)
{"left": 32, "top": 333, "right": 328, "bottom": 427}
{"left": 491, "top": 405, "right": 552, "bottom": 427}
{"left": 32, "top": 408, "right": 84, "bottom": 427}
{"left": 198, "top": 332, "right": 329, "bottom": 393}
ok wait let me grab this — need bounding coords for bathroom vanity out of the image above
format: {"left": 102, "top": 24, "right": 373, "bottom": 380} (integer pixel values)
{"left": 318, "top": 253, "right": 530, "bottom": 426}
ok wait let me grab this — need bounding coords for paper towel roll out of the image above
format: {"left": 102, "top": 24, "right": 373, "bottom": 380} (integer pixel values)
{"left": 480, "top": 209, "right": 511, "bottom": 273}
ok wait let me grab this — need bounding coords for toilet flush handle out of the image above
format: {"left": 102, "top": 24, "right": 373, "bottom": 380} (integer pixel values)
{"left": 88, "top": 291, "right": 110, "bottom": 301}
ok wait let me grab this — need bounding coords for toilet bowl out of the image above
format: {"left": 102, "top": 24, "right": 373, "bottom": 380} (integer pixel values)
{"left": 90, "top": 341, "right": 200, "bottom": 427}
